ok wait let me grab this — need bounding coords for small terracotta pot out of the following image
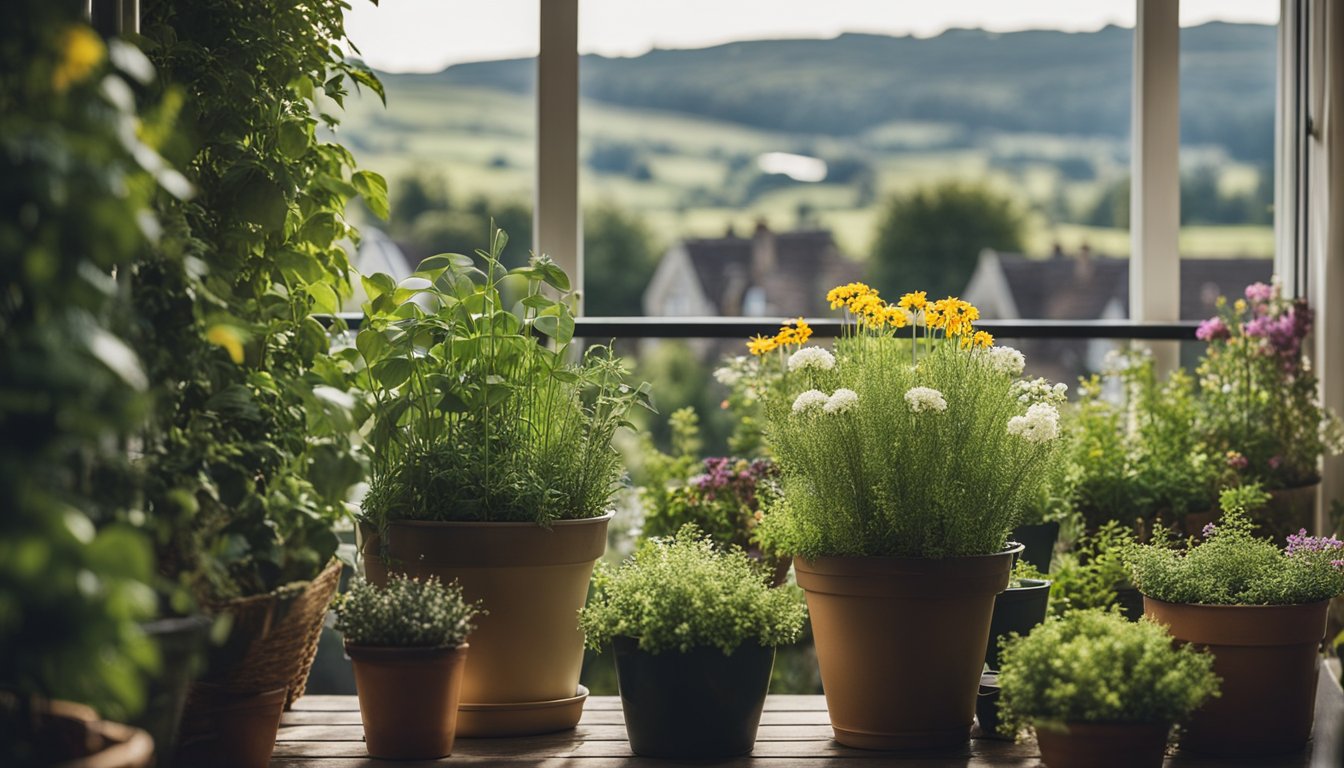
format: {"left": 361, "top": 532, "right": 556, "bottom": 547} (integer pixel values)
{"left": 612, "top": 637, "right": 774, "bottom": 758}
{"left": 1143, "top": 596, "right": 1328, "bottom": 755}
{"left": 174, "top": 684, "right": 286, "bottom": 768}
{"left": 1034, "top": 721, "right": 1169, "bottom": 768}
{"left": 360, "top": 514, "right": 608, "bottom": 736}
{"left": 346, "top": 643, "right": 468, "bottom": 759}
{"left": 794, "top": 545, "right": 1019, "bottom": 750}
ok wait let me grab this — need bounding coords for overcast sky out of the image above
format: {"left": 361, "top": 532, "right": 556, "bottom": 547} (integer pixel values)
{"left": 345, "top": 0, "right": 1280, "bottom": 73}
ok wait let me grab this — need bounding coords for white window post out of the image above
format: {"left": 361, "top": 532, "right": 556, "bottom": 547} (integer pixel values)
{"left": 535, "top": 0, "right": 583, "bottom": 312}
{"left": 1130, "top": 0, "right": 1181, "bottom": 372}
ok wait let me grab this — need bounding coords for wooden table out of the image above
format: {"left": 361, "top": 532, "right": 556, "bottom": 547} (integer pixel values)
{"left": 274, "top": 665, "right": 1343, "bottom": 767}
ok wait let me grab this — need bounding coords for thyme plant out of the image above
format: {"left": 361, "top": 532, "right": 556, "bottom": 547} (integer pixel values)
{"left": 336, "top": 575, "right": 479, "bottom": 648}
{"left": 580, "top": 526, "right": 806, "bottom": 655}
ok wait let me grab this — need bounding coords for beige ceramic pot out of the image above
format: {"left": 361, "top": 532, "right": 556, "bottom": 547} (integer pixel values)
{"left": 794, "top": 545, "right": 1019, "bottom": 750}
{"left": 360, "top": 513, "right": 610, "bottom": 736}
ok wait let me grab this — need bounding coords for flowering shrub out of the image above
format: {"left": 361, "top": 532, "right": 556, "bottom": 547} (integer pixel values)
{"left": 641, "top": 455, "right": 782, "bottom": 564}
{"left": 580, "top": 526, "right": 807, "bottom": 655}
{"left": 1195, "top": 281, "right": 1344, "bottom": 490}
{"left": 997, "top": 609, "right": 1219, "bottom": 736}
{"left": 1126, "top": 484, "right": 1344, "bottom": 605}
{"left": 335, "top": 575, "right": 480, "bottom": 648}
{"left": 759, "top": 285, "right": 1065, "bottom": 559}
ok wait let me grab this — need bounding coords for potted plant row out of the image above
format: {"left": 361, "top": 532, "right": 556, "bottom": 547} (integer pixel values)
{"left": 354, "top": 227, "right": 651, "bottom": 736}
{"left": 997, "top": 609, "right": 1220, "bottom": 767}
{"left": 757, "top": 285, "right": 1066, "bottom": 750}
{"left": 335, "top": 575, "right": 480, "bottom": 759}
{"left": 1128, "top": 484, "right": 1344, "bottom": 756}
{"left": 579, "top": 526, "right": 807, "bottom": 758}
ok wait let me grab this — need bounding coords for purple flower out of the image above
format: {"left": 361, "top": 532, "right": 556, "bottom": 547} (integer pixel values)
{"left": 1285, "top": 529, "right": 1344, "bottom": 556}
{"left": 1196, "top": 317, "right": 1230, "bottom": 342}
{"left": 1244, "top": 282, "right": 1275, "bottom": 304}
{"left": 1202, "top": 522, "right": 1218, "bottom": 538}
{"left": 1333, "top": 560, "right": 1344, "bottom": 569}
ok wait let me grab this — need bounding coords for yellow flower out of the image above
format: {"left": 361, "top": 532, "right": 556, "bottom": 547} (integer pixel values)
{"left": 1233, "top": 298, "right": 1248, "bottom": 314}
{"left": 972, "top": 330, "right": 994, "bottom": 349}
{"left": 747, "top": 334, "right": 778, "bottom": 356}
{"left": 828, "top": 282, "right": 876, "bottom": 310}
{"left": 898, "top": 291, "right": 928, "bottom": 312}
{"left": 52, "top": 25, "right": 105, "bottom": 93}
{"left": 775, "top": 326, "right": 798, "bottom": 347}
{"left": 793, "top": 317, "right": 813, "bottom": 344}
{"left": 206, "top": 324, "right": 246, "bottom": 364}
{"left": 884, "top": 305, "right": 910, "bottom": 329}
{"left": 848, "top": 292, "right": 883, "bottom": 316}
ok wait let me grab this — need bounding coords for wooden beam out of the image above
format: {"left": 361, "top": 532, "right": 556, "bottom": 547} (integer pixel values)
{"left": 535, "top": 0, "right": 582, "bottom": 311}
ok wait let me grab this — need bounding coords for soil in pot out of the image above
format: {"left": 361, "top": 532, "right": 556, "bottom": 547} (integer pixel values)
{"left": 174, "top": 684, "right": 286, "bottom": 768}
{"left": 612, "top": 636, "right": 774, "bottom": 758}
{"left": 985, "top": 578, "right": 1051, "bottom": 671}
{"left": 346, "top": 643, "right": 468, "bottom": 759}
{"left": 134, "top": 615, "right": 211, "bottom": 765}
{"left": 360, "top": 514, "right": 608, "bottom": 736}
{"left": 794, "top": 545, "right": 1019, "bottom": 751}
{"left": 1010, "top": 521, "right": 1060, "bottom": 573}
{"left": 1034, "top": 721, "right": 1169, "bottom": 768}
{"left": 1144, "top": 596, "right": 1327, "bottom": 756}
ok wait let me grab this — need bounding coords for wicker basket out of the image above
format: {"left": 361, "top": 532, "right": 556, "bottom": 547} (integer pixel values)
{"left": 201, "top": 558, "right": 342, "bottom": 708}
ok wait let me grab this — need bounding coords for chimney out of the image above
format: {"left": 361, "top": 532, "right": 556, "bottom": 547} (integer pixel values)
{"left": 751, "top": 219, "right": 777, "bottom": 283}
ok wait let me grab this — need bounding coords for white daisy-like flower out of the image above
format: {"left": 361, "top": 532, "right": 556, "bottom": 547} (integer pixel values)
{"left": 982, "top": 346, "right": 1026, "bottom": 377}
{"left": 1007, "top": 403, "right": 1061, "bottom": 444}
{"left": 823, "top": 388, "right": 859, "bottom": 415}
{"left": 904, "top": 386, "right": 948, "bottom": 413}
{"left": 791, "top": 389, "right": 829, "bottom": 415}
{"left": 787, "top": 346, "right": 836, "bottom": 373}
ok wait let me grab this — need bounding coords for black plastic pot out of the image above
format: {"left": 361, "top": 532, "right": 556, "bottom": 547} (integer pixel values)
{"left": 976, "top": 672, "right": 1005, "bottom": 739}
{"left": 1010, "top": 521, "right": 1060, "bottom": 573}
{"left": 985, "top": 578, "right": 1051, "bottom": 670}
{"left": 1114, "top": 585, "right": 1145, "bottom": 621}
{"left": 612, "top": 636, "right": 774, "bottom": 758}
{"left": 135, "top": 615, "right": 211, "bottom": 766}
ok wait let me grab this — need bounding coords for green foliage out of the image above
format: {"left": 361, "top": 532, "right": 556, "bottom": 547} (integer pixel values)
{"left": 1069, "top": 351, "right": 1221, "bottom": 531}
{"left": 356, "top": 226, "right": 652, "bottom": 526}
{"left": 580, "top": 526, "right": 806, "bottom": 655}
{"left": 997, "top": 610, "right": 1219, "bottom": 736}
{"left": 133, "top": 0, "right": 381, "bottom": 602}
{"left": 1126, "top": 486, "right": 1344, "bottom": 606}
{"left": 335, "top": 575, "right": 479, "bottom": 648}
{"left": 1, "top": 2, "right": 172, "bottom": 725}
{"left": 870, "top": 182, "right": 1025, "bottom": 299}
{"left": 582, "top": 203, "right": 661, "bottom": 316}
{"left": 1047, "top": 522, "right": 1135, "bottom": 617}
{"left": 761, "top": 333, "right": 1064, "bottom": 559}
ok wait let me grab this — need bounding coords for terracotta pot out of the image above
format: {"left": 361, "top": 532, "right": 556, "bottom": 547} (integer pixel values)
{"left": 346, "top": 643, "right": 468, "bottom": 759}
{"left": 359, "top": 513, "right": 609, "bottom": 736}
{"left": 985, "top": 578, "right": 1051, "bottom": 670}
{"left": 7, "top": 700, "right": 154, "bottom": 768}
{"left": 1010, "top": 521, "right": 1060, "bottom": 573}
{"left": 174, "top": 684, "right": 286, "bottom": 768}
{"left": 1034, "top": 721, "right": 1169, "bottom": 768}
{"left": 612, "top": 636, "right": 774, "bottom": 758}
{"left": 1143, "top": 596, "right": 1328, "bottom": 755}
{"left": 794, "top": 545, "right": 1019, "bottom": 750}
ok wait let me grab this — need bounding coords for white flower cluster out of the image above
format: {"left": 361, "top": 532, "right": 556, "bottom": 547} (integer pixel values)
{"left": 1007, "top": 403, "right": 1061, "bottom": 444}
{"left": 823, "top": 388, "right": 860, "bottom": 415}
{"left": 904, "top": 386, "right": 948, "bottom": 413}
{"left": 713, "top": 365, "right": 743, "bottom": 387}
{"left": 787, "top": 346, "right": 836, "bottom": 373}
{"left": 980, "top": 345, "right": 1026, "bottom": 377}
{"left": 791, "top": 389, "right": 829, "bottom": 415}
{"left": 1009, "top": 377, "right": 1068, "bottom": 406}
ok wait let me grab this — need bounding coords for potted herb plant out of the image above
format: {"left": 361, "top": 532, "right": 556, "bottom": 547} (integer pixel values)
{"left": 1194, "top": 282, "right": 1344, "bottom": 538}
{"left": 579, "top": 527, "right": 807, "bottom": 758}
{"left": 997, "top": 609, "right": 1219, "bottom": 768}
{"left": 759, "top": 286, "right": 1064, "bottom": 749}
{"left": 355, "top": 227, "right": 651, "bottom": 736}
{"left": 1128, "top": 484, "right": 1344, "bottom": 755}
{"left": 335, "top": 575, "right": 479, "bottom": 759}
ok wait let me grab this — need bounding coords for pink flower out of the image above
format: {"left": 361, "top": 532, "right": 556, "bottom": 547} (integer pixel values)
{"left": 1244, "top": 282, "right": 1275, "bottom": 304}
{"left": 1225, "top": 451, "right": 1248, "bottom": 471}
{"left": 1268, "top": 456, "right": 1283, "bottom": 470}
{"left": 1202, "top": 522, "right": 1217, "bottom": 538}
{"left": 1196, "top": 317, "right": 1230, "bottom": 342}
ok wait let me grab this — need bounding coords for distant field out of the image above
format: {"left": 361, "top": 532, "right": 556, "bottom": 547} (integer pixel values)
{"left": 333, "top": 81, "right": 1274, "bottom": 262}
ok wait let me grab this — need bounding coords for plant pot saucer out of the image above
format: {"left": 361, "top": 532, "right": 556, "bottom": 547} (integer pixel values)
{"left": 456, "top": 685, "right": 589, "bottom": 737}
